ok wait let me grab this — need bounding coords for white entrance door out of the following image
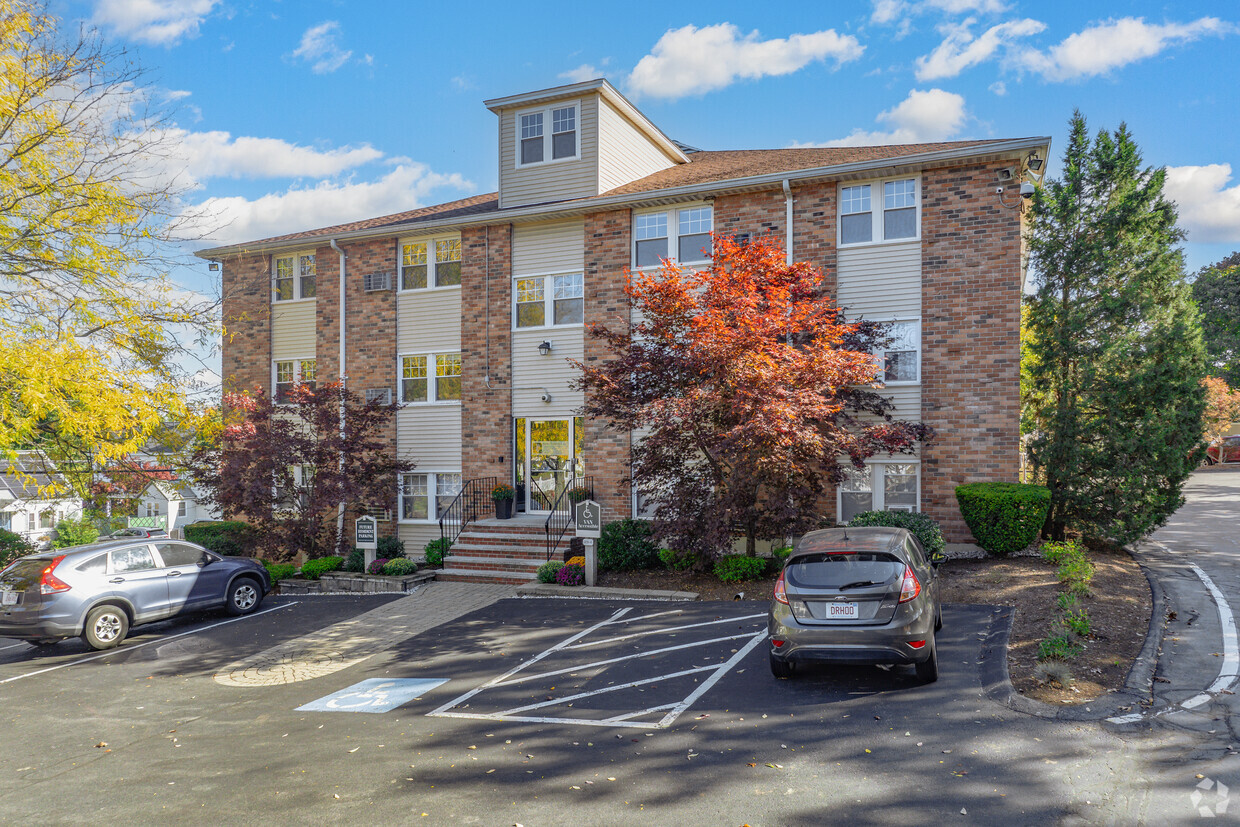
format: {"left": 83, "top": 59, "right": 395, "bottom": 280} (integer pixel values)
{"left": 524, "top": 419, "right": 576, "bottom": 513}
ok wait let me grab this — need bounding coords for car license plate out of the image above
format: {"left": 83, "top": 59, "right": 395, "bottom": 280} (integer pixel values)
{"left": 1, "top": 590, "right": 17, "bottom": 606}
{"left": 823, "top": 601, "right": 858, "bottom": 620}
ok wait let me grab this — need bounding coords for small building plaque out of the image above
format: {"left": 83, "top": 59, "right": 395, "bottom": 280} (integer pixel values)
{"left": 574, "top": 499, "right": 602, "bottom": 539}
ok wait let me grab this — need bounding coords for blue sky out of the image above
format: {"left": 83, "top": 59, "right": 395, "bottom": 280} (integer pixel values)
{"left": 53, "top": 0, "right": 1240, "bottom": 381}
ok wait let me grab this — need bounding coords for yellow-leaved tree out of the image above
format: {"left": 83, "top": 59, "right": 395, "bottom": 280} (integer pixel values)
{"left": 0, "top": 0, "right": 215, "bottom": 494}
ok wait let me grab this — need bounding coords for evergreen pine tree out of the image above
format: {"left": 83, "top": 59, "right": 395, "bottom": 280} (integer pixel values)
{"left": 1191, "top": 252, "right": 1240, "bottom": 385}
{"left": 1025, "top": 111, "right": 1207, "bottom": 543}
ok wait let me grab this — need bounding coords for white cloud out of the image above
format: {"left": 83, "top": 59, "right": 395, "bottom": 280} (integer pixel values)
{"left": 915, "top": 17, "right": 1045, "bottom": 80}
{"left": 92, "top": 0, "right": 218, "bottom": 46}
{"left": 800, "top": 88, "right": 968, "bottom": 147}
{"left": 193, "top": 164, "right": 473, "bottom": 246}
{"left": 560, "top": 64, "right": 604, "bottom": 84}
{"left": 1165, "top": 164, "right": 1240, "bottom": 244}
{"left": 989, "top": 80, "right": 1007, "bottom": 95}
{"left": 166, "top": 130, "right": 384, "bottom": 183}
{"left": 292, "top": 21, "right": 352, "bottom": 74}
{"left": 627, "top": 23, "right": 863, "bottom": 99}
{"left": 1016, "top": 17, "right": 1233, "bottom": 81}
{"left": 871, "top": 0, "right": 1007, "bottom": 27}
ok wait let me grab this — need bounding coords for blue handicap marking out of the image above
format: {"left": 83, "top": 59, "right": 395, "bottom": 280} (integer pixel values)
{"left": 297, "top": 678, "right": 448, "bottom": 714}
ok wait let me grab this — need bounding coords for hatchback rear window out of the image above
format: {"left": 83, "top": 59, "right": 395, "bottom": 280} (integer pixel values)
{"left": 785, "top": 552, "right": 903, "bottom": 589}
{"left": 0, "top": 559, "right": 51, "bottom": 590}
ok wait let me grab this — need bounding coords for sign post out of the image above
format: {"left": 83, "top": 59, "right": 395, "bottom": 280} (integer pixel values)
{"left": 354, "top": 515, "right": 378, "bottom": 570}
{"left": 574, "top": 499, "right": 602, "bottom": 587}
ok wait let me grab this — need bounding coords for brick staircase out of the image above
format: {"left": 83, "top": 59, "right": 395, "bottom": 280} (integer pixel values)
{"left": 437, "top": 516, "right": 573, "bottom": 585}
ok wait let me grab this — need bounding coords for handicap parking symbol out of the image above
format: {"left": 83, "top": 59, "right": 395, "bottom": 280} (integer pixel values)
{"left": 297, "top": 678, "right": 448, "bottom": 714}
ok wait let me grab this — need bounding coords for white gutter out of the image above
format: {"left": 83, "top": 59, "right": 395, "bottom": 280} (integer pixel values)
{"left": 782, "top": 179, "right": 793, "bottom": 265}
{"left": 329, "top": 238, "right": 347, "bottom": 552}
{"left": 197, "top": 137, "right": 1052, "bottom": 260}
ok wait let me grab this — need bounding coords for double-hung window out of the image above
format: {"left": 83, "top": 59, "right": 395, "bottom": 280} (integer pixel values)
{"left": 516, "top": 102, "right": 578, "bottom": 167}
{"left": 399, "top": 472, "right": 462, "bottom": 522}
{"left": 879, "top": 321, "right": 920, "bottom": 384}
{"left": 839, "top": 177, "right": 919, "bottom": 246}
{"left": 273, "top": 251, "right": 316, "bottom": 301}
{"left": 514, "top": 273, "right": 583, "bottom": 328}
{"left": 838, "top": 463, "right": 920, "bottom": 523}
{"left": 400, "top": 236, "right": 461, "bottom": 290}
{"left": 400, "top": 353, "right": 461, "bottom": 403}
{"left": 273, "top": 359, "right": 316, "bottom": 403}
{"left": 633, "top": 205, "right": 713, "bottom": 267}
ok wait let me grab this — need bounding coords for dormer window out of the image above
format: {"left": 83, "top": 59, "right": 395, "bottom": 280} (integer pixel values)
{"left": 516, "top": 102, "right": 578, "bottom": 167}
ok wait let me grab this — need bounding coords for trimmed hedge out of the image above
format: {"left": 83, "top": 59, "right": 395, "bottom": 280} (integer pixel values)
{"left": 184, "top": 521, "right": 255, "bottom": 557}
{"left": 598, "top": 519, "right": 660, "bottom": 572}
{"left": 300, "top": 556, "right": 344, "bottom": 580}
{"left": 382, "top": 557, "right": 418, "bottom": 576}
{"left": 536, "top": 560, "right": 563, "bottom": 583}
{"left": 262, "top": 561, "right": 298, "bottom": 581}
{"left": 848, "top": 510, "right": 945, "bottom": 559}
{"left": 955, "top": 482, "right": 1050, "bottom": 556}
{"left": 713, "top": 554, "right": 768, "bottom": 584}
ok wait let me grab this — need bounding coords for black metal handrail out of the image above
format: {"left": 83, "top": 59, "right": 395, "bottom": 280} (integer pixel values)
{"left": 439, "top": 476, "right": 497, "bottom": 549}
{"left": 545, "top": 475, "right": 594, "bottom": 560}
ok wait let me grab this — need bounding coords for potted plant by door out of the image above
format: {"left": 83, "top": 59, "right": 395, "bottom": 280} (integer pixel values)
{"left": 491, "top": 484, "right": 515, "bottom": 519}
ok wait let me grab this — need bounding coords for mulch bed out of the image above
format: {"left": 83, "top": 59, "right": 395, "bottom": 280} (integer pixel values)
{"left": 600, "top": 545, "right": 1152, "bottom": 705}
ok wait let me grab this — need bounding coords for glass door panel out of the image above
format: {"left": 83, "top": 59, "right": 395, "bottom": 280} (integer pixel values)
{"left": 528, "top": 419, "right": 570, "bottom": 512}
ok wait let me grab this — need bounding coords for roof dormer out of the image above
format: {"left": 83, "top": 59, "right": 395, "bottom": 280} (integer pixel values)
{"left": 485, "top": 79, "right": 688, "bottom": 210}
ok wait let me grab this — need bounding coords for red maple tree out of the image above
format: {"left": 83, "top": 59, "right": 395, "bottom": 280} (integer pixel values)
{"left": 575, "top": 234, "right": 931, "bottom": 558}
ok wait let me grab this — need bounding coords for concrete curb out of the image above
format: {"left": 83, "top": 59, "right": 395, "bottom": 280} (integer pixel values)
{"left": 516, "top": 582, "right": 699, "bottom": 601}
{"left": 979, "top": 542, "right": 1169, "bottom": 721}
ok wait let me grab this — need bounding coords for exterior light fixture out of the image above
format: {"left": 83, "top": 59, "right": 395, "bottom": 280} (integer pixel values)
{"left": 208, "top": 262, "right": 220, "bottom": 271}
{"left": 538, "top": 340, "right": 553, "bottom": 356}
{"left": 1026, "top": 152, "right": 1043, "bottom": 172}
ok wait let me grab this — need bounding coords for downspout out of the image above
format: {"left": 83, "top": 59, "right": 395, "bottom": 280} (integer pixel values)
{"left": 484, "top": 225, "right": 492, "bottom": 388}
{"left": 782, "top": 179, "right": 793, "bottom": 265}
{"left": 330, "top": 238, "right": 347, "bottom": 551}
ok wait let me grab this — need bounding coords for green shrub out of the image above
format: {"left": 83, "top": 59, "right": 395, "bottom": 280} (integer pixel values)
{"left": 713, "top": 554, "right": 769, "bottom": 584}
{"left": 1059, "top": 556, "right": 1095, "bottom": 596}
{"left": 300, "top": 556, "right": 344, "bottom": 580}
{"left": 848, "top": 510, "right": 945, "bottom": 559}
{"left": 52, "top": 516, "right": 99, "bottom": 549}
{"left": 184, "top": 521, "right": 255, "bottom": 557}
{"left": 955, "top": 482, "right": 1051, "bottom": 556}
{"left": 1063, "top": 608, "right": 1091, "bottom": 637}
{"left": 598, "top": 519, "right": 659, "bottom": 571}
{"left": 1037, "top": 633, "right": 1083, "bottom": 661}
{"left": 0, "top": 528, "right": 35, "bottom": 569}
{"left": 382, "top": 557, "right": 418, "bottom": 576}
{"left": 1056, "top": 592, "right": 1078, "bottom": 612}
{"left": 537, "top": 560, "right": 564, "bottom": 583}
{"left": 772, "top": 546, "right": 793, "bottom": 562}
{"left": 658, "top": 548, "right": 697, "bottom": 571}
{"left": 262, "top": 561, "right": 298, "bottom": 581}
{"left": 343, "top": 547, "right": 366, "bottom": 573}
{"left": 1041, "top": 540, "right": 1083, "bottom": 566}
{"left": 377, "top": 536, "right": 405, "bottom": 558}
{"left": 424, "top": 538, "right": 452, "bottom": 567}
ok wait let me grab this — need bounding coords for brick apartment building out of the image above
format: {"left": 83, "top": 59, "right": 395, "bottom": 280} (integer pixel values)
{"left": 200, "top": 78, "right": 1048, "bottom": 580}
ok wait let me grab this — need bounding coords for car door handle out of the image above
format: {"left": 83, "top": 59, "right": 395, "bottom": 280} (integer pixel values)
{"left": 166, "top": 571, "right": 182, "bottom": 577}
{"left": 109, "top": 577, "right": 124, "bottom": 583}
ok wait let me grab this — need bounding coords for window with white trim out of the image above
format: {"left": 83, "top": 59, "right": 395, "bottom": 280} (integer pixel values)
{"left": 516, "top": 102, "right": 578, "bottom": 167}
{"left": 634, "top": 205, "right": 713, "bottom": 267}
{"left": 273, "top": 359, "right": 316, "bottom": 403}
{"left": 177, "top": 501, "right": 187, "bottom": 517}
{"left": 399, "top": 472, "right": 462, "bottom": 522}
{"left": 273, "top": 251, "right": 316, "bottom": 301}
{"left": 400, "top": 236, "right": 461, "bottom": 290}
{"left": 514, "top": 273, "right": 583, "bottom": 328}
{"left": 879, "top": 320, "right": 920, "bottom": 384}
{"left": 839, "top": 177, "right": 919, "bottom": 246}
{"left": 838, "top": 463, "right": 920, "bottom": 523}
{"left": 400, "top": 353, "right": 461, "bottom": 403}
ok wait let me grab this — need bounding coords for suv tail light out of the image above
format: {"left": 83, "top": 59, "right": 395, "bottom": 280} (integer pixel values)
{"left": 40, "top": 556, "right": 71, "bottom": 595}
{"left": 898, "top": 565, "right": 920, "bottom": 604}
{"left": 774, "top": 571, "right": 788, "bottom": 605}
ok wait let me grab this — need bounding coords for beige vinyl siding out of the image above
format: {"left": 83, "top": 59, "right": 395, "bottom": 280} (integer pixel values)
{"left": 836, "top": 241, "right": 921, "bottom": 319}
{"left": 397, "top": 407, "right": 461, "bottom": 467}
{"left": 498, "top": 95, "right": 599, "bottom": 209}
{"left": 512, "top": 221, "right": 585, "bottom": 275}
{"left": 396, "top": 290, "right": 461, "bottom": 353}
{"left": 399, "top": 523, "right": 443, "bottom": 556}
{"left": 271, "top": 301, "right": 316, "bottom": 360}
{"left": 879, "top": 384, "right": 921, "bottom": 420}
{"left": 597, "top": 96, "right": 679, "bottom": 194}
{"left": 510, "top": 328, "right": 584, "bottom": 418}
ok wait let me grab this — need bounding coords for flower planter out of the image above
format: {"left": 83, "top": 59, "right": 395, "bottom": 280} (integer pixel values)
{"left": 494, "top": 498, "right": 513, "bottom": 519}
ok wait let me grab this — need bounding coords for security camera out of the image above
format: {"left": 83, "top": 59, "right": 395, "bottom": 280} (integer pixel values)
{"left": 1020, "top": 182, "right": 1035, "bottom": 199}
{"left": 540, "top": 391, "right": 552, "bottom": 403}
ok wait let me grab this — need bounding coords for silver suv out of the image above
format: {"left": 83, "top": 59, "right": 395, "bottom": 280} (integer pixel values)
{"left": 0, "top": 539, "right": 271, "bottom": 650}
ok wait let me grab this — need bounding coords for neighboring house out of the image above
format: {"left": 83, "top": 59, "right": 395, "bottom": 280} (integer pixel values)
{"left": 126, "top": 480, "right": 220, "bottom": 537}
{"left": 201, "top": 78, "right": 1048, "bottom": 577}
{"left": 0, "top": 455, "right": 85, "bottom": 549}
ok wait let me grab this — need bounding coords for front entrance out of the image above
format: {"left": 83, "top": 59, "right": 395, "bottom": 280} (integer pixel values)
{"left": 515, "top": 417, "right": 584, "bottom": 513}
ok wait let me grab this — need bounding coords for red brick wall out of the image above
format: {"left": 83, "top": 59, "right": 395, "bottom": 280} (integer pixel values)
{"left": 460, "top": 224, "right": 514, "bottom": 484}
{"left": 920, "top": 161, "right": 1024, "bottom": 542}
{"left": 220, "top": 253, "right": 272, "bottom": 397}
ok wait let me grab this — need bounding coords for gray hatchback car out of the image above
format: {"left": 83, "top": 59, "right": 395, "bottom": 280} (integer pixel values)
{"left": 768, "top": 526, "right": 943, "bottom": 683}
{"left": 0, "top": 539, "right": 271, "bottom": 650}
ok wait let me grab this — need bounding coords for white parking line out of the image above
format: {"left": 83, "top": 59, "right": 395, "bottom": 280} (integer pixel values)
{"left": 1181, "top": 562, "right": 1239, "bottom": 710}
{"left": 497, "top": 665, "right": 720, "bottom": 716}
{"left": 0, "top": 602, "right": 298, "bottom": 686}
{"left": 0, "top": 642, "right": 28, "bottom": 652}
{"left": 566, "top": 613, "right": 766, "bottom": 650}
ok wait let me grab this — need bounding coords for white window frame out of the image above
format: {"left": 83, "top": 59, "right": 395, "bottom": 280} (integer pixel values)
{"left": 272, "top": 250, "right": 317, "bottom": 302}
{"left": 398, "top": 352, "right": 462, "bottom": 405}
{"left": 273, "top": 358, "right": 317, "bottom": 404}
{"left": 632, "top": 204, "right": 714, "bottom": 269}
{"left": 514, "top": 100, "right": 580, "bottom": 168}
{"left": 512, "top": 272, "right": 584, "bottom": 330}
{"left": 836, "top": 461, "right": 921, "bottom": 523}
{"left": 398, "top": 234, "right": 462, "bottom": 292}
{"left": 398, "top": 471, "right": 463, "bottom": 524}
{"left": 837, "top": 176, "right": 921, "bottom": 248}
{"left": 875, "top": 319, "right": 921, "bottom": 386}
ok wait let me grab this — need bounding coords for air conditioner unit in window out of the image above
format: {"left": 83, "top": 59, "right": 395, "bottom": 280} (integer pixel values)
{"left": 885, "top": 505, "right": 916, "bottom": 513}
{"left": 363, "top": 271, "right": 392, "bottom": 292}
{"left": 364, "top": 388, "right": 392, "bottom": 405}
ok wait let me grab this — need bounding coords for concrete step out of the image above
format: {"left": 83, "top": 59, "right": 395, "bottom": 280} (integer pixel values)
{"left": 443, "top": 556, "right": 545, "bottom": 572}
{"left": 450, "top": 543, "right": 549, "bottom": 556}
